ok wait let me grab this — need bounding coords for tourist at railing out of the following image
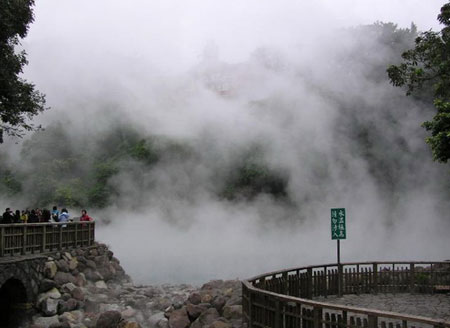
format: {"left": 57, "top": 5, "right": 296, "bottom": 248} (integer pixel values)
{"left": 1, "top": 208, "right": 15, "bottom": 224}
{"left": 59, "top": 208, "right": 70, "bottom": 227}
{"left": 41, "top": 208, "right": 51, "bottom": 222}
{"left": 20, "top": 210, "right": 28, "bottom": 223}
{"left": 80, "top": 209, "right": 93, "bottom": 222}
{"left": 51, "top": 205, "right": 59, "bottom": 222}
{"left": 28, "top": 209, "right": 39, "bottom": 223}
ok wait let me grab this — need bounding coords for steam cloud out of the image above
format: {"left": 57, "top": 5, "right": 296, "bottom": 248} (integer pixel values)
{"left": 1, "top": 0, "right": 449, "bottom": 284}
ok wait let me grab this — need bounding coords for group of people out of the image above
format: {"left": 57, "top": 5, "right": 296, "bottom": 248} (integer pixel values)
{"left": 0, "top": 206, "right": 94, "bottom": 224}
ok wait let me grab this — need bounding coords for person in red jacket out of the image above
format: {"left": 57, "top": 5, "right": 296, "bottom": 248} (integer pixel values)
{"left": 80, "top": 209, "right": 93, "bottom": 222}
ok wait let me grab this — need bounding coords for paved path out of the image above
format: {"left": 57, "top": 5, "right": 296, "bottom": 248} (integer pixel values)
{"left": 314, "top": 293, "right": 450, "bottom": 321}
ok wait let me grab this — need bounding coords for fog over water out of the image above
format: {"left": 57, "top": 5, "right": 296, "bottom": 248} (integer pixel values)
{"left": 1, "top": 0, "right": 449, "bottom": 284}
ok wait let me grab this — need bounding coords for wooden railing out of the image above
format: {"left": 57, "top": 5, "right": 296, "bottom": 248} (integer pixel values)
{"left": 243, "top": 262, "right": 450, "bottom": 328}
{"left": 0, "top": 222, "right": 95, "bottom": 257}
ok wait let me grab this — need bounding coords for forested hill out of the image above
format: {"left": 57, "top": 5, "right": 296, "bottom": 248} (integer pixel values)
{"left": 0, "top": 22, "right": 448, "bottom": 223}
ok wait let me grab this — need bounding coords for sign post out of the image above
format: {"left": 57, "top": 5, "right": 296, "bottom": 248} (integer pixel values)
{"left": 331, "top": 208, "right": 346, "bottom": 297}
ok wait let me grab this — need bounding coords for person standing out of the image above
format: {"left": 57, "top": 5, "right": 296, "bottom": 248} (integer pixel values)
{"left": 80, "top": 209, "right": 93, "bottom": 222}
{"left": 59, "top": 208, "right": 70, "bottom": 227}
{"left": 1, "top": 208, "right": 14, "bottom": 224}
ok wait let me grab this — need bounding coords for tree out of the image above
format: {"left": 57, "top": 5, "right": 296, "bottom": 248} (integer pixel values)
{"left": 0, "top": 0, "right": 46, "bottom": 143}
{"left": 387, "top": 2, "right": 450, "bottom": 162}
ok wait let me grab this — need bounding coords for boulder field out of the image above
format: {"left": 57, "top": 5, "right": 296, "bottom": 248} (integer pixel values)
{"left": 29, "top": 243, "right": 243, "bottom": 328}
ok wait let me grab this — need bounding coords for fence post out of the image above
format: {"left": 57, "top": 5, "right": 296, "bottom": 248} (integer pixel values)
{"left": 283, "top": 272, "right": 288, "bottom": 295}
{"left": 22, "top": 225, "right": 27, "bottom": 255}
{"left": 59, "top": 225, "right": 63, "bottom": 250}
{"left": 368, "top": 315, "right": 378, "bottom": 328}
{"left": 313, "top": 305, "right": 323, "bottom": 328}
{"left": 409, "top": 263, "right": 415, "bottom": 293}
{"left": 0, "top": 226, "right": 4, "bottom": 257}
{"left": 74, "top": 223, "right": 78, "bottom": 247}
{"left": 248, "top": 291, "right": 253, "bottom": 328}
{"left": 372, "top": 263, "right": 378, "bottom": 294}
{"left": 275, "top": 300, "right": 281, "bottom": 328}
{"left": 42, "top": 225, "right": 47, "bottom": 253}
{"left": 307, "top": 268, "right": 313, "bottom": 299}
{"left": 88, "top": 223, "right": 92, "bottom": 246}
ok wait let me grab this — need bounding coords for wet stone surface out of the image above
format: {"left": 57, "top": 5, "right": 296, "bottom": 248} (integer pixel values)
{"left": 314, "top": 293, "right": 450, "bottom": 321}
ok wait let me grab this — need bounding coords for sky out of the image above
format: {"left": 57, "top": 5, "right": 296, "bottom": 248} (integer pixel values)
{"left": 7, "top": 0, "right": 449, "bottom": 284}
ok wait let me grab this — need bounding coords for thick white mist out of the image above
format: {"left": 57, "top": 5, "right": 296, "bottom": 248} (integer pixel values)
{"left": 1, "top": 0, "right": 449, "bottom": 284}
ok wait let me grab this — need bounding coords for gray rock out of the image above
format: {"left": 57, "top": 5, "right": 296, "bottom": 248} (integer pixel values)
{"left": 39, "top": 279, "right": 58, "bottom": 293}
{"left": 168, "top": 308, "right": 190, "bottom": 328}
{"left": 45, "top": 261, "right": 58, "bottom": 279}
{"left": 56, "top": 259, "right": 70, "bottom": 272}
{"left": 34, "top": 315, "right": 60, "bottom": 328}
{"left": 54, "top": 272, "right": 77, "bottom": 286}
{"left": 222, "top": 306, "right": 242, "bottom": 321}
{"left": 148, "top": 312, "right": 166, "bottom": 327}
{"left": 190, "top": 308, "right": 220, "bottom": 328}
{"left": 72, "top": 287, "right": 85, "bottom": 301}
{"left": 58, "top": 298, "right": 78, "bottom": 314}
{"left": 37, "top": 288, "right": 62, "bottom": 305}
{"left": 62, "top": 283, "right": 77, "bottom": 293}
{"left": 96, "top": 311, "right": 122, "bottom": 328}
{"left": 186, "top": 303, "right": 208, "bottom": 321}
{"left": 41, "top": 297, "right": 59, "bottom": 316}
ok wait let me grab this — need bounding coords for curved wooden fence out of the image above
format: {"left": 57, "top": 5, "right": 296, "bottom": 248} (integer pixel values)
{"left": 0, "top": 222, "right": 95, "bottom": 257}
{"left": 242, "top": 262, "right": 450, "bottom": 328}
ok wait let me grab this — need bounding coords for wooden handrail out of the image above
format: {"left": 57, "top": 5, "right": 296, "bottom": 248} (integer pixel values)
{"left": 0, "top": 221, "right": 95, "bottom": 257}
{"left": 243, "top": 261, "right": 450, "bottom": 328}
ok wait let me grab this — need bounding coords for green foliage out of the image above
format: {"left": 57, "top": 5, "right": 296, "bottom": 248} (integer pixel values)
{"left": 422, "top": 100, "right": 450, "bottom": 162}
{"left": 0, "top": 170, "right": 22, "bottom": 196}
{"left": 221, "top": 146, "right": 288, "bottom": 200}
{"left": 388, "top": 2, "right": 450, "bottom": 162}
{"left": 0, "top": 0, "right": 46, "bottom": 143}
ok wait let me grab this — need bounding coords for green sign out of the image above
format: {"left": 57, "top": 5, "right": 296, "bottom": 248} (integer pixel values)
{"left": 331, "top": 208, "right": 346, "bottom": 240}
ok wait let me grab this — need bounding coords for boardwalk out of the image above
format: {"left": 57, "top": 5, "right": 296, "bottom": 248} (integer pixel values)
{"left": 314, "top": 293, "right": 450, "bottom": 321}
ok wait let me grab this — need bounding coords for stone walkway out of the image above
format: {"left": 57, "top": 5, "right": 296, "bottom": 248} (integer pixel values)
{"left": 314, "top": 293, "right": 450, "bottom": 321}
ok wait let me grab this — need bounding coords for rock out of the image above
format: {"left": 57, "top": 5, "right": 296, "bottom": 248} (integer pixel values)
{"left": 59, "top": 310, "right": 84, "bottom": 325}
{"left": 86, "top": 260, "right": 97, "bottom": 270}
{"left": 58, "top": 298, "right": 78, "bottom": 314}
{"left": 190, "top": 308, "right": 220, "bottom": 328}
{"left": 54, "top": 272, "right": 77, "bottom": 286}
{"left": 57, "top": 259, "right": 70, "bottom": 272}
{"left": 186, "top": 303, "right": 207, "bottom": 321}
{"left": 34, "top": 315, "right": 59, "bottom": 328}
{"left": 121, "top": 307, "right": 137, "bottom": 319}
{"left": 41, "top": 297, "right": 59, "bottom": 316}
{"left": 96, "top": 311, "right": 122, "bottom": 328}
{"left": 84, "top": 299, "right": 99, "bottom": 313}
{"left": 72, "top": 287, "right": 85, "bottom": 301}
{"left": 224, "top": 295, "right": 241, "bottom": 307}
{"left": 148, "top": 312, "right": 166, "bottom": 327}
{"left": 168, "top": 308, "right": 190, "bottom": 328}
{"left": 84, "top": 268, "right": 103, "bottom": 282}
{"left": 63, "top": 252, "right": 72, "bottom": 261}
{"left": 75, "top": 273, "right": 87, "bottom": 287}
{"left": 38, "top": 288, "right": 62, "bottom": 305}
{"left": 62, "top": 283, "right": 77, "bottom": 293}
{"left": 45, "top": 261, "right": 58, "bottom": 279}
{"left": 39, "top": 279, "right": 58, "bottom": 293}
{"left": 69, "top": 258, "right": 79, "bottom": 271}
{"left": 188, "top": 293, "right": 202, "bottom": 305}
{"left": 98, "top": 265, "right": 115, "bottom": 281}
{"left": 212, "top": 296, "right": 226, "bottom": 313}
{"left": 95, "top": 280, "right": 108, "bottom": 289}
{"left": 222, "top": 305, "right": 242, "bottom": 320}
{"left": 210, "top": 321, "right": 232, "bottom": 328}
{"left": 201, "top": 293, "right": 213, "bottom": 304}
{"left": 118, "top": 322, "right": 141, "bottom": 328}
